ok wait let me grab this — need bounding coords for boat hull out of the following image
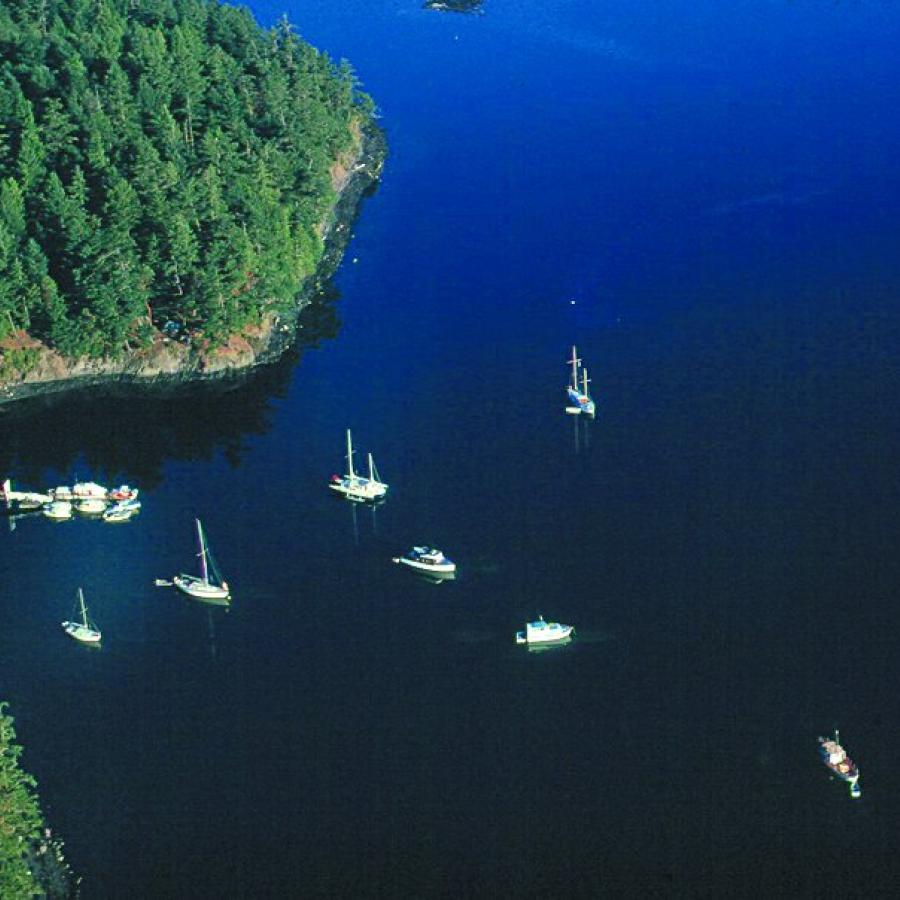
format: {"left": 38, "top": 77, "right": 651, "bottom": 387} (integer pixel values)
{"left": 62, "top": 621, "right": 101, "bottom": 643}
{"left": 329, "top": 480, "right": 387, "bottom": 503}
{"left": 393, "top": 557, "right": 456, "bottom": 575}
{"left": 174, "top": 574, "right": 231, "bottom": 602}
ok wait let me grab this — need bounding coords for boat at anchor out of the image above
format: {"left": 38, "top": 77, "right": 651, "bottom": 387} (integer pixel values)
{"left": 516, "top": 615, "right": 575, "bottom": 645}
{"left": 173, "top": 518, "right": 231, "bottom": 603}
{"left": 61, "top": 588, "right": 101, "bottom": 644}
{"left": 818, "top": 730, "right": 861, "bottom": 798}
{"left": 329, "top": 429, "right": 388, "bottom": 503}
{"left": 565, "top": 346, "right": 595, "bottom": 417}
{"left": 393, "top": 546, "right": 457, "bottom": 577}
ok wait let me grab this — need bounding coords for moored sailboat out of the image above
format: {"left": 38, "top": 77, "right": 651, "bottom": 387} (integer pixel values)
{"left": 61, "top": 588, "right": 102, "bottom": 644}
{"left": 174, "top": 518, "right": 231, "bottom": 603}
{"left": 566, "top": 346, "right": 595, "bottom": 417}
{"left": 329, "top": 429, "right": 388, "bottom": 503}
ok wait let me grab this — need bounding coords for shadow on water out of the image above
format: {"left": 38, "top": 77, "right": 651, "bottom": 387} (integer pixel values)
{"left": 0, "top": 289, "right": 343, "bottom": 488}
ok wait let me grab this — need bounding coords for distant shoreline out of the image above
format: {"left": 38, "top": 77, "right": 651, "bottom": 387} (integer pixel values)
{"left": 0, "top": 124, "right": 386, "bottom": 409}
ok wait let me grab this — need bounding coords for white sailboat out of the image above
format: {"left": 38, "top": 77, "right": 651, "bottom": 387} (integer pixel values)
{"left": 173, "top": 518, "right": 231, "bottom": 603}
{"left": 329, "top": 429, "right": 388, "bottom": 503}
{"left": 61, "top": 588, "right": 101, "bottom": 644}
{"left": 566, "top": 346, "right": 595, "bottom": 417}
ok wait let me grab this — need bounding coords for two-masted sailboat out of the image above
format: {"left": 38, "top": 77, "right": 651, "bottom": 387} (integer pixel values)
{"left": 566, "top": 345, "right": 595, "bottom": 417}
{"left": 174, "top": 518, "right": 231, "bottom": 603}
{"left": 61, "top": 588, "right": 101, "bottom": 644}
{"left": 329, "top": 429, "right": 388, "bottom": 503}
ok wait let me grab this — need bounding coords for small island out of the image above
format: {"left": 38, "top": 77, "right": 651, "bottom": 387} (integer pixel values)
{"left": 0, "top": 0, "right": 384, "bottom": 404}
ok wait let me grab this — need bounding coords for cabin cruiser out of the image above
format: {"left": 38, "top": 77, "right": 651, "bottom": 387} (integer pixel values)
{"left": 43, "top": 500, "right": 73, "bottom": 520}
{"left": 516, "top": 616, "right": 574, "bottom": 645}
{"left": 392, "top": 546, "right": 457, "bottom": 576}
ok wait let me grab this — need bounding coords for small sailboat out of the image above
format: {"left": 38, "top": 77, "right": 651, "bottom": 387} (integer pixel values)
{"left": 566, "top": 346, "right": 595, "bottom": 417}
{"left": 173, "top": 518, "right": 231, "bottom": 603}
{"left": 61, "top": 588, "right": 101, "bottom": 644}
{"left": 393, "top": 546, "right": 457, "bottom": 577}
{"left": 516, "top": 615, "right": 575, "bottom": 645}
{"left": 329, "top": 429, "right": 388, "bottom": 503}
{"left": 818, "top": 730, "right": 861, "bottom": 799}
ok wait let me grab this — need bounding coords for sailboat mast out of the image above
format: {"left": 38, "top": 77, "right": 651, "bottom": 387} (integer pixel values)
{"left": 196, "top": 518, "right": 209, "bottom": 584}
{"left": 368, "top": 452, "right": 375, "bottom": 482}
{"left": 570, "top": 346, "right": 579, "bottom": 390}
{"left": 79, "top": 588, "right": 87, "bottom": 626}
{"left": 346, "top": 429, "right": 356, "bottom": 479}
{"left": 582, "top": 367, "right": 590, "bottom": 398}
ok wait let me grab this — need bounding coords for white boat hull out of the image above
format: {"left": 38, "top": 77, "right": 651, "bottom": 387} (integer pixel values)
{"left": 76, "top": 499, "right": 107, "bottom": 515}
{"left": 393, "top": 556, "right": 456, "bottom": 575}
{"left": 62, "top": 621, "right": 101, "bottom": 643}
{"left": 43, "top": 501, "right": 73, "bottom": 520}
{"left": 516, "top": 620, "right": 575, "bottom": 644}
{"left": 174, "top": 574, "right": 230, "bottom": 602}
{"left": 329, "top": 480, "right": 387, "bottom": 502}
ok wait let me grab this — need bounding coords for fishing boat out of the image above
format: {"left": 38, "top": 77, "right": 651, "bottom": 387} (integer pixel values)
{"left": 329, "top": 429, "right": 388, "bottom": 503}
{"left": 566, "top": 346, "right": 595, "bottom": 417}
{"left": 818, "top": 730, "right": 861, "bottom": 798}
{"left": 516, "top": 615, "right": 575, "bottom": 645}
{"left": 173, "top": 518, "right": 231, "bottom": 603}
{"left": 61, "top": 588, "right": 101, "bottom": 644}
{"left": 43, "top": 500, "right": 73, "bottom": 520}
{"left": 393, "top": 546, "right": 457, "bottom": 576}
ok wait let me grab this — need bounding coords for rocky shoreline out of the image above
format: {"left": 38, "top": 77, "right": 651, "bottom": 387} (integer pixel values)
{"left": 0, "top": 123, "right": 386, "bottom": 409}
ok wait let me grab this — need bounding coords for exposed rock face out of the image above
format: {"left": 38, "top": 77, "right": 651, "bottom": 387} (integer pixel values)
{"left": 0, "top": 125, "right": 386, "bottom": 406}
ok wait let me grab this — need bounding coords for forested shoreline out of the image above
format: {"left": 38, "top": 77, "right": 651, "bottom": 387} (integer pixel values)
{"left": 0, "top": 0, "right": 377, "bottom": 383}
{"left": 0, "top": 703, "right": 74, "bottom": 898}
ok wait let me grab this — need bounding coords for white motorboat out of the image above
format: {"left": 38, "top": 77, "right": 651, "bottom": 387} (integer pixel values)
{"left": 61, "top": 588, "right": 101, "bottom": 644}
{"left": 566, "top": 346, "right": 595, "bottom": 417}
{"left": 43, "top": 500, "right": 73, "bottom": 520}
{"left": 174, "top": 518, "right": 231, "bottom": 603}
{"left": 329, "top": 429, "right": 388, "bottom": 503}
{"left": 515, "top": 615, "right": 575, "bottom": 645}
{"left": 102, "top": 505, "right": 135, "bottom": 523}
{"left": 72, "top": 481, "right": 108, "bottom": 500}
{"left": 76, "top": 498, "right": 107, "bottom": 515}
{"left": 393, "top": 546, "right": 457, "bottom": 576}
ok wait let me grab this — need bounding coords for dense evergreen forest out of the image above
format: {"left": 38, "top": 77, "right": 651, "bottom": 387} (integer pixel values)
{"left": 0, "top": 703, "right": 73, "bottom": 898}
{"left": 0, "top": 0, "right": 374, "bottom": 364}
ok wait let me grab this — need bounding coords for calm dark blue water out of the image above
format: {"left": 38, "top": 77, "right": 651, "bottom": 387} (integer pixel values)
{"left": 3, "top": 1, "right": 900, "bottom": 895}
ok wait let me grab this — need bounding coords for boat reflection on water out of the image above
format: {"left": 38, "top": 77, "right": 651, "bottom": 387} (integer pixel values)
{"left": 523, "top": 635, "right": 573, "bottom": 654}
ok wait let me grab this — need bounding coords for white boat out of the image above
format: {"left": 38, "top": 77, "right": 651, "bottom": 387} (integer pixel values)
{"left": 566, "top": 346, "right": 595, "bottom": 417}
{"left": 61, "top": 588, "right": 101, "bottom": 644}
{"left": 393, "top": 546, "right": 457, "bottom": 576}
{"left": 174, "top": 518, "right": 231, "bottom": 603}
{"left": 43, "top": 500, "right": 73, "bottom": 520}
{"left": 102, "top": 505, "right": 135, "bottom": 523}
{"left": 76, "top": 498, "right": 107, "bottom": 515}
{"left": 818, "top": 730, "right": 861, "bottom": 799}
{"left": 516, "top": 615, "right": 575, "bottom": 645}
{"left": 72, "top": 481, "right": 108, "bottom": 500}
{"left": 329, "top": 429, "right": 388, "bottom": 503}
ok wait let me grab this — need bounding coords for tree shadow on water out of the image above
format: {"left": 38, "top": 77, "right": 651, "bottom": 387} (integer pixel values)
{"left": 0, "top": 291, "right": 342, "bottom": 491}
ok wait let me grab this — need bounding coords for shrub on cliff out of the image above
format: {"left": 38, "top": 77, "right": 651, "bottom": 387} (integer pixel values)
{"left": 0, "top": 0, "right": 374, "bottom": 359}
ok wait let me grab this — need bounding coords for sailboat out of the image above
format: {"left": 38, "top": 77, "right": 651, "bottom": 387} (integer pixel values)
{"left": 173, "top": 518, "right": 231, "bottom": 603}
{"left": 61, "top": 588, "right": 101, "bottom": 644}
{"left": 329, "top": 429, "right": 388, "bottom": 503}
{"left": 566, "top": 346, "right": 595, "bottom": 417}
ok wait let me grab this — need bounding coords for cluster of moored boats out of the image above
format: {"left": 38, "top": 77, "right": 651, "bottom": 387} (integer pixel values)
{"left": 2, "top": 478, "right": 141, "bottom": 523}
{"left": 329, "top": 349, "right": 584, "bottom": 647}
